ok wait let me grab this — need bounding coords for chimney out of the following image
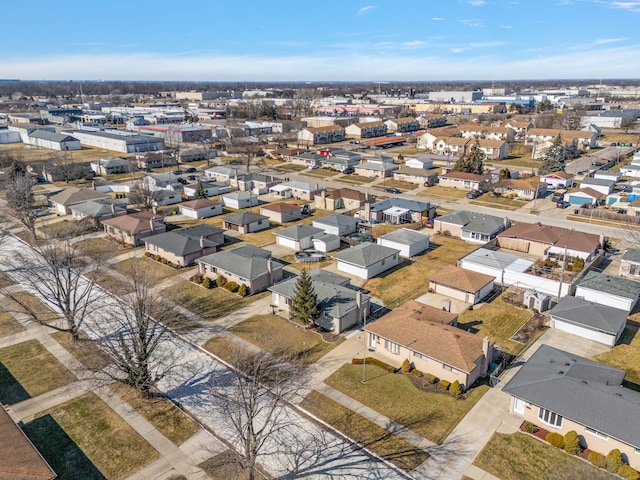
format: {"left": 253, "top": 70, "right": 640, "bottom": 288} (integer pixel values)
{"left": 111, "top": 203, "right": 116, "bottom": 217}
{"left": 482, "top": 336, "right": 491, "bottom": 374}
{"left": 149, "top": 217, "right": 155, "bottom": 232}
{"left": 356, "top": 290, "right": 362, "bottom": 324}
{"left": 200, "top": 236, "right": 205, "bottom": 249}
{"left": 503, "top": 216, "right": 509, "bottom": 229}
{"left": 267, "top": 257, "right": 273, "bottom": 285}
{"left": 599, "top": 234, "right": 605, "bottom": 248}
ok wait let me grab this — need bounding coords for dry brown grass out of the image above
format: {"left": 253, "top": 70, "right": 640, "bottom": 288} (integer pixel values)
{"left": 0, "top": 306, "right": 24, "bottom": 338}
{"left": 416, "top": 186, "right": 468, "bottom": 199}
{"left": 593, "top": 323, "right": 640, "bottom": 385}
{"left": 110, "top": 256, "right": 184, "bottom": 281}
{"left": 10, "top": 291, "right": 60, "bottom": 325}
{"left": 51, "top": 331, "right": 113, "bottom": 372}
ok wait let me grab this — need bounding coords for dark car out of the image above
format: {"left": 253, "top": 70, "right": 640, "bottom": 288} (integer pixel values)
{"left": 342, "top": 167, "right": 355, "bottom": 174}
{"left": 184, "top": 167, "right": 197, "bottom": 173}
{"left": 556, "top": 200, "right": 570, "bottom": 208}
{"left": 186, "top": 175, "right": 198, "bottom": 181}
{"left": 176, "top": 177, "right": 188, "bottom": 185}
{"left": 619, "top": 185, "right": 633, "bottom": 193}
{"left": 591, "top": 161, "right": 605, "bottom": 168}
{"left": 466, "top": 190, "right": 482, "bottom": 199}
{"left": 385, "top": 187, "right": 401, "bottom": 194}
{"left": 172, "top": 169, "right": 183, "bottom": 175}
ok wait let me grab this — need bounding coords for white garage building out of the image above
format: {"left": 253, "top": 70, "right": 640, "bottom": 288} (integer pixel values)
{"left": 376, "top": 228, "right": 430, "bottom": 259}
{"left": 334, "top": 243, "right": 400, "bottom": 279}
{"left": 72, "top": 130, "right": 165, "bottom": 153}
{"left": 575, "top": 271, "right": 640, "bottom": 314}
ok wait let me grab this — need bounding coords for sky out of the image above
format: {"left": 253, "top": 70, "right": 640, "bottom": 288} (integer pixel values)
{"left": 1, "top": 0, "right": 639, "bottom": 82}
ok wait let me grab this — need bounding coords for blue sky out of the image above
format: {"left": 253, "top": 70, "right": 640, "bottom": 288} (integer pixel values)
{"left": 1, "top": 0, "right": 639, "bottom": 81}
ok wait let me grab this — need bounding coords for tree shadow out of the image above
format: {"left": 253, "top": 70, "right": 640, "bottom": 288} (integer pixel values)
{"left": 23, "top": 414, "right": 106, "bottom": 480}
{"left": 0, "top": 362, "right": 30, "bottom": 404}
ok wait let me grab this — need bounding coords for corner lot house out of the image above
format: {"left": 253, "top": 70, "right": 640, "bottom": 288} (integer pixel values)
{"left": 575, "top": 271, "right": 640, "bottom": 313}
{"left": 260, "top": 202, "right": 303, "bottom": 223}
{"left": 313, "top": 214, "right": 360, "bottom": 237}
{"left": 102, "top": 212, "right": 166, "bottom": 246}
{"left": 270, "top": 181, "right": 322, "bottom": 201}
{"left": 275, "top": 224, "right": 325, "bottom": 251}
{"left": 429, "top": 266, "right": 495, "bottom": 305}
{"left": 376, "top": 228, "right": 429, "bottom": 258}
{"left": 366, "top": 302, "right": 492, "bottom": 389}
{"left": 504, "top": 345, "right": 640, "bottom": 472}
{"left": 178, "top": 198, "right": 222, "bottom": 219}
{"left": 549, "top": 295, "right": 627, "bottom": 347}
{"left": 360, "top": 198, "right": 434, "bottom": 225}
{"left": 222, "top": 212, "right": 269, "bottom": 234}
{"left": 620, "top": 248, "right": 640, "bottom": 279}
{"left": 438, "top": 172, "right": 488, "bottom": 191}
{"left": 315, "top": 188, "right": 368, "bottom": 211}
{"left": 269, "top": 270, "right": 370, "bottom": 333}
{"left": 334, "top": 243, "right": 400, "bottom": 279}
{"left": 434, "top": 211, "right": 509, "bottom": 244}
{"left": 49, "top": 187, "right": 111, "bottom": 215}
{"left": 144, "top": 224, "right": 225, "bottom": 267}
{"left": 540, "top": 171, "right": 575, "bottom": 189}
{"left": 197, "top": 244, "right": 283, "bottom": 294}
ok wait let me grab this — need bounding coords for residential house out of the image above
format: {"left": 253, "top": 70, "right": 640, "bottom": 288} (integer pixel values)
{"left": 48, "top": 187, "right": 111, "bottom": 215}
{"left": 178, "top": 198, "right": 223, "bottom": 219}
{"left": 376, "top": 228, "right": 430, "bottom": 258}
{"left": 575, "top": 271, "right": 640, "bottom": 313}
{"left": 41, "top": 161, "right": 93, "bottom": 183}
{"left": 429, "top": 266, "right": 495, "bottom": 305}
{"left": 433, "top": 137, "right": 470, "bottom": 157}
{"left": 204, "top": 166, "right": 239, "bottom": 184}
{"left": 221, "top": 191, "right": 259, "bottom": 210}
{"left": 221, "top": 212, "right": 269, "bottom": 234}
{"left": 334, "top": 243, "right": 400, "bottom": 279}
{"left": 345, "top": 121, "right": 387, "bottom": 139}
{"left": 320, "top": 153, "right": 361, "bottom": 172}
{"left": 476, "top": 138, "right": 509, "bottom": 160}
{"left": 384, "top": 117, "right": 420, "bottom": 133}
{"left": 237, "top": 174, "right": 282, "bottom": 194}
{"left": 503, "top": 120, "right": 532, "bottom": 138}
{"left": 393, "top": 167, "right": 439, "bottom": 186}
{"left": 269, "top": 181, "right": 322, "bottom": 201}
{"left": 579, "top": 177, "right": 615, "bottom": 196}
{"left": 136, "top": 151, "right": 176, "bottom": 170}
{"left": 297, "top": 126, "right": 346, "bottom": 146}
{"left": 503, "top": 345, "right": 640, "bottom": 472}
{"left": 102, "top": 211, "right": 166, "bottom": 246}
{"left": 275, "top": 224, "right": 325, "bottom": 251}
{"left": 197, "top": 244, "right": 283, "bottom": 294}
{"left": 416, "top": 114, "right": 447, "bottom": 129}
{"left": 366, "top": 302, "right": 492, "bottom": 389}
{"left": 620, "top": 249, "right": 640, "bottom": 279}
{"left": 458, "top": 248, "right": 534, "bottom": 286}
{"left": 354, "top": 155, "right": 399, "bottom": 178}
{"left": 434, "top": 211, "right": 509, "bottom": 244}
{"left": 594, "top": 170, "right": 621, "bottom": 183}
{"left": 290, "top": 152, "right": 326, "bottom": 168}
{"left": 269, "top": 270, "right": 369, "bottom": 333}
{"left": 359, "top": 197, "right": 434, "bottom": 225}
{"left": 549, "top": 295, "right": 627, "bottom": 347}
{"left": 494, "top": 178, "right": 547, "bottom": 200}
{"left": 144, "top": 224, "right": 225, "bottom": 267}
{"left": 458, "top": 124, "right": 515, "bottom": 142}
{"left": 404, "top": 156, "right": 434, "bottom": 170}
{"left": 497, "top": 223, "right": 602, "bottom": 261}
{"left": 540, "top": 171, "right": 575, "bottom": 190}
{"left": 140, "top": 173, "right": 182, "bottom": 192}
{"left": 90, "top": 156, "right": 133, "bottom": 176}
{"left": 183, "top": 181, "right": 227, "bottom": 199}
{"left": 260, "top": 202, "right": 303, "bottom": 223}
{"left": 563, "top": 187, "right": 603, "bottom": 206}
{"left": 70, "top": 199, "right": 128, "bottom": 227}
{"left": 312, "top": 234, "right": 341, "bottom": 252}
{"left": 152, "top": 190, "right": 181, "bottom": 207}
{"left": 313, "top": 214, "right": 360, "bottom": 237}
{"left": 438, "top": 172, "right": 489, "bottom": 191}
{"left": 314, "top": 188, "right": 368, "bottom": 211}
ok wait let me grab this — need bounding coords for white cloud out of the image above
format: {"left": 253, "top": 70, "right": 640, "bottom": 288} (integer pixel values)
{"left": 459, "top": 19, "right": 484, "bottom": 27}
{"left": 450, "top": 47, "right": 471, "bottom": 53}
{"left": 594, "top": 37, "right": 627, "bottom": 44}
{"left": 469, "top": 41, "right": 507, "bottom": 48}
{"left": 431, "top": 17, "right": 446, "bottom": 21}
{"left": 500, "top": 24, "right": 514, "bottom": 29}
{"left": 609, "top": 1, "right": 640, "bottom": 12}
{"left": 403, "top": 40, "right": 426, "bottom": 48}
{"left": 357, "top": 5, "right": 375, "bottom": 15}
{"left": 467, "top": 0, "right": 487, "bottom": 5}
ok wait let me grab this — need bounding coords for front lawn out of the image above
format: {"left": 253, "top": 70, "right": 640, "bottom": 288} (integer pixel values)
{"left": 364, "top": 235, "right": 478, "bottom": 308}
{"left": 457, "top": 293, "right": 536, "bottom": 355}
{"left": 416, "top": 186, "right": 468, "bottom": 199}
{"left": 10, "top": 291, "right": 60, "bottom": 325}
{"left": 371, "top": 179, "right": 419, "bottom": 192}
{"left": 336, "top": 174, "right": 376, "bottom": 184}
{"left": 325, "top": 364, "right": 489, "bottom": 444}
{"left": 301, "top": 168, "right": 340, "bottom": 178}
{"left": 469, "top": 194, "right": 528, "bottom": 211}
{"left": 51, "top": 331, "right": 113, "bottom": 372}
{"left": 111, "top": 256, "right": 183, "bottom": 281}
{"left": 593, "top": 323, "right": 640, "bottom": 385}
{"left": 0, "top": 339, "right": 75, "bottom": 404}
{"left": 162, "top": 281, "right": 269, "bottom": 322}
{"left": 0, "top": 306, "right": 25, "bottom": 338}
{"left": 300, "top": 390, "right": 429, "bottom": 472}
{"left": 229, "top": 314, "right": 342, "bottom": 367}
{"left": 28, "top": 392, "right": 160, "bottom": 480}
{"left": 474, "top": 432, "right": 617, "bottom": 480}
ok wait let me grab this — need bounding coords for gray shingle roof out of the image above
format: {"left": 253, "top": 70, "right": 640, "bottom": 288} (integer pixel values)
{"left": 378, "top": 228, "right": 429, "bottom": 245}
{"left": 334, "top": 243, "right": 400, "bottom": 268}
{"left": 550, "top": 296, "right": 628, "bottom": 335}
{"left": 198, "top": 245, "right": 278, "bottom": 280}
{"left": 222, "top": 212, "right": 269, "bottom": 225}
{"left": 70, "top": 199, "right": 127, "bottom": 218}
{"left": 622, "top": 248, "right": 640, "bottom": 264}
{"left": 275, "top": 224, "right": 324, "bottom": 241}
{"left": 313, "top": 214, "right": 360, "bottom": 228}
{"left": 145, "top": 224, "right": 224, "bottom": 256}
{"left": 503, "top": 345, "right": 640, "bottom": 449}
{"left": 29, "top": 129, "right": 78, "bottom": 143}
{"left": 580, "top": 177, "right": 615, "bottom": 187}
{"left": 437, "top": 210, "right": 507, "bottom": 235}
{"left": 578, "top": 271, "right": 640, "bottom": 300}
{"left": 369, "top": 197, "right": 431, "bottom": 214}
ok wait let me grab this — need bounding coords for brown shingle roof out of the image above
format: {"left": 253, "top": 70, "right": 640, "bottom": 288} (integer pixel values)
{"left": 261, "top": 202, "right": 301, "bottom": 213}
{"left": 179, "top": 198, "right": 219, "bottom": 210}
{"left": 498, "top": 223, "right": 601, "bottom": 253}
{"left": 566, "top": 187, "right": 602, "bottom": 198}
{"left": 458, "top": 124, "right": 510, "bottom": 134}
{"left": 49, "top": 187, "right": 108, "bottom": 206}
{"left": 325, "top": 188, "right": 366, "bottom": 201}
{"left": 0, "top": 408, "right": 57, "bottom": 480}
{"left": 430, "top": 266, "right": 494, "bottom": 293}
{"left": 102, "top": 211, "right": 162, "bottom": 234}
{"left": 365, "top": 303, "right": 483, "bottom": 373}
{"left": 542, "top": 171, "right": 573, "bottom": 180}
{"left": 304, "top": 126, "right": 345, "bottom": 133}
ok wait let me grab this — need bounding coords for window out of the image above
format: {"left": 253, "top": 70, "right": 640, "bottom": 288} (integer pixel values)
{"left": 538, "top": 407, "right": 563, "bottom": 428}
{"left": 414, "top": 352, "right": 425, "bottom": 360}
{"left": 442, "top": 364, "right": 453, "bottom": 372}
{"left": 585, "top": 427, "right": 609, "bottom": 440}
{"left": 384, "top": 339, "right": 400, "bottom": 355}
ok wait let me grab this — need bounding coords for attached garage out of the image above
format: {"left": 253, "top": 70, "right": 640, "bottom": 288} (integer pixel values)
{"left": 429, "top": 266, "right": 495, "bottom": 304}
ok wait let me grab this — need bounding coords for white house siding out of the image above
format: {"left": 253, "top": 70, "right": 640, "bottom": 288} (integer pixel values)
{"left": 338, "top": 255, "right": 399, "bottom": 279}
{"left": 550, "top": 318, "right": 617, "bottom": 347}
{"left": 432, "top": 282, "right": 493, "bottom": 304}
{"left": 179, "top": 205, "right": 222, "bottom": 219}
{"left": 276, "top": 237, "right": 300, "bottom": 250}
{"left": 377, "top": 238, "right": 428, "bottom": 259}
{"left": 337, "top": 262, "right": 370, "bottom": 279}
{"left": 574, "top": 288, "right": 637, "bottom": 313}
{"left": 313, "top": 236, "right": 341, "bottom": 252}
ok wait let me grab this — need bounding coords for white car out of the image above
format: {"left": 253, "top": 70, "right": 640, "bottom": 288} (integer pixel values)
{"left": 308, "top": 164, "right": 319, "bottom": 170}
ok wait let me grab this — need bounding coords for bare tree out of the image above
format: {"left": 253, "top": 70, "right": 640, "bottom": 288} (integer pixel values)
{"left": 91, "top": 258, "right": 172, "bottom": 397}
{"left": 7, "top": 224, "right": 113, "bottom": 341}
{"left": 129, "top": 178, "right": 156, "bottom": 211}
{"left": 5, "top": 173, "right": 38, "bottom": 240}
{"left": 209, "top": 341, "right": 305, "bottom": 480}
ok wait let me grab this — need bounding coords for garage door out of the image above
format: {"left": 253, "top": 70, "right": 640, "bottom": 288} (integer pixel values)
{"left": 568, "top": 196, "right": 588, "bottom": 205}
{"left": 552, "top": 319, "right": 614, "bottom": 346}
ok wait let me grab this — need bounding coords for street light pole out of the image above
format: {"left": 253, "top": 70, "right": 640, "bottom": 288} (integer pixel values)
{"left": 362, "top": 308, "right": 368, "bottom": 385}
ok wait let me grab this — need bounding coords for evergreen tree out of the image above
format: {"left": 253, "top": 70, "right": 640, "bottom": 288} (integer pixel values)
{"left": 194, "top": 180, "right": 206, "bottom": 199}
{"left": 289, "top": 269, "right": 320, "bottom": 328}
{"left": 453, "top": 139, "right": 484, "bottom": 175}
{"left": 538, "top": 134, "right": 566, "bottom": 175}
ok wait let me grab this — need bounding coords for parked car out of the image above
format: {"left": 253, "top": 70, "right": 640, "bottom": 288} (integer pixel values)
{"left": 619, "top": 185, "right": 633, "bottom": 193}
{"left": 172, "top": 169, "right": 183, "bottom": 175}
{"left": 424, "top": 220, "right": 434, "bottom": 228}
{"left": 556, "top": 200, "right": 570, "bottom": 208}
{"left": 466, "top": 190, "right": 482, "bottom": 199}
{"left": 591, "top": 161, "right": 605, "bottom": 168}
{"left": 184, "top": 167, "right": 197, "bottom": 173}
{"left": 176, "top": 177, "right": 188, "bottom": 185}
{"left": 385, "top": 187, "right": 401, "bottom": 194}
{"left": 186, "top": 175, "right": 198, "bottom": 181}
{"left": 342, "top": 167, "right": 354, "bottom": 174}
{"left": 32, "top": 208, "right": 51, "bottom": 217}
{"left": 301, "top": 204, "right": 311, "bottom": 215}
{"left": 308, "top": 164, "right": 319, "bottom": 170}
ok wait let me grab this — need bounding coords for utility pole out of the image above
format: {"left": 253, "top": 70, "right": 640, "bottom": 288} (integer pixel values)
{"left": 557, "top": 246, "right": 568, "bottom": 303}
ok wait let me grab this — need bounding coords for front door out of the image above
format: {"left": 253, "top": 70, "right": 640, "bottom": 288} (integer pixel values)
{"left": 514, "top": 397, "right": 525, "bottom": 415}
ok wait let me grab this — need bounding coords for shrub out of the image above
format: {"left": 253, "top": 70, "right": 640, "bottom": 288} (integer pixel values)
{"left": 619, "top": 465, "right": 640, "bottom": 480}
{"left": 154, "top": 254, "right": 161, "bottom": 262}
{"left": 563, "top": 430, "right": 580, "bottom": 455}
{"left": 202, "top": 277, "right": 212, "bottom": 289}
{"left": 523, "top": 421, "right": 539, "bottom": 434}
{"left": 572, "top": 257, "right": 585, "bottom": 272}
{"left": 411, "top": 369, "right": 422, "bottom": 377}
{"left": 439, "top": 379, "right": 451, "bottom": 391}
{"left": 190, "top": 273, "right": 203, "bottom": 284}
{"left": 161, "top": 258, "right": 168, "bottom": 264}
{"left": 607, "top": 449, "right": 624, "bottom": 473}
{"left": 588, "top": 451, "right": 607, "bottom": 468}
{"left": 224, "top": 281, "right": 240, "bottom": 293}
{"left": 449, "top": 380, "right": 463, "bottom": 397}
{"left": 424, "top": 374, "right": 438, "bottom": 384}
{"left": 401, "top": 359, "right": 411, "bottom": 373}
{"left": 545, "top": 432, "right": 564, "bottom": 449}
{"left": 238, "top": 284, "right": 248, "bottom": 297}
{"left": 216, "top": 275, "right": 227, "bottom": 287}
{"left": 144, "top": 251, "right": 151, "bottom": 257}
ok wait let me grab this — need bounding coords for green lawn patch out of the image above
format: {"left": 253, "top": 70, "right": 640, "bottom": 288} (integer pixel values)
{"left": 229, "top": 314, "right": 342, "bottom": 367}
{"left": 325, "top": 364, "right": 489, "bottom": 444}
{"left": 301, "top": 390, "right": 429, "bottom": 471}
{"left": 457, "top": 293, "right": 536, "bottom": 355}
{"left": 33, "top": 392, "right": 160, "bottom": 480}
{"left": 0, "top": 306, "right": 25, "bottom": 338}
{"left": 162, "top": 281, "right": 269, "bottom": 322}
{"left": 593, "top": 323, "right": 640, "bottom": 384}
{"left": 0, "top": 339, "right": 75, "bottom": 404}
{"left": 474, "top": 432, "right": 617, "bottom": 480}
{"left": 51, "top": 331, "right": 113, "bottom": 372}
{"left": 110, "top": 383, "right": 201, "bottom": 446}
{"left": 365, "top": 235, "right": 478, "bottom": 308}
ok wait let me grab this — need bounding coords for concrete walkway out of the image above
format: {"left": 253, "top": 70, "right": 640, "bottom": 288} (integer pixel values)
{"left": 1, "top": 289, "right": 217, "bottom": 480}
